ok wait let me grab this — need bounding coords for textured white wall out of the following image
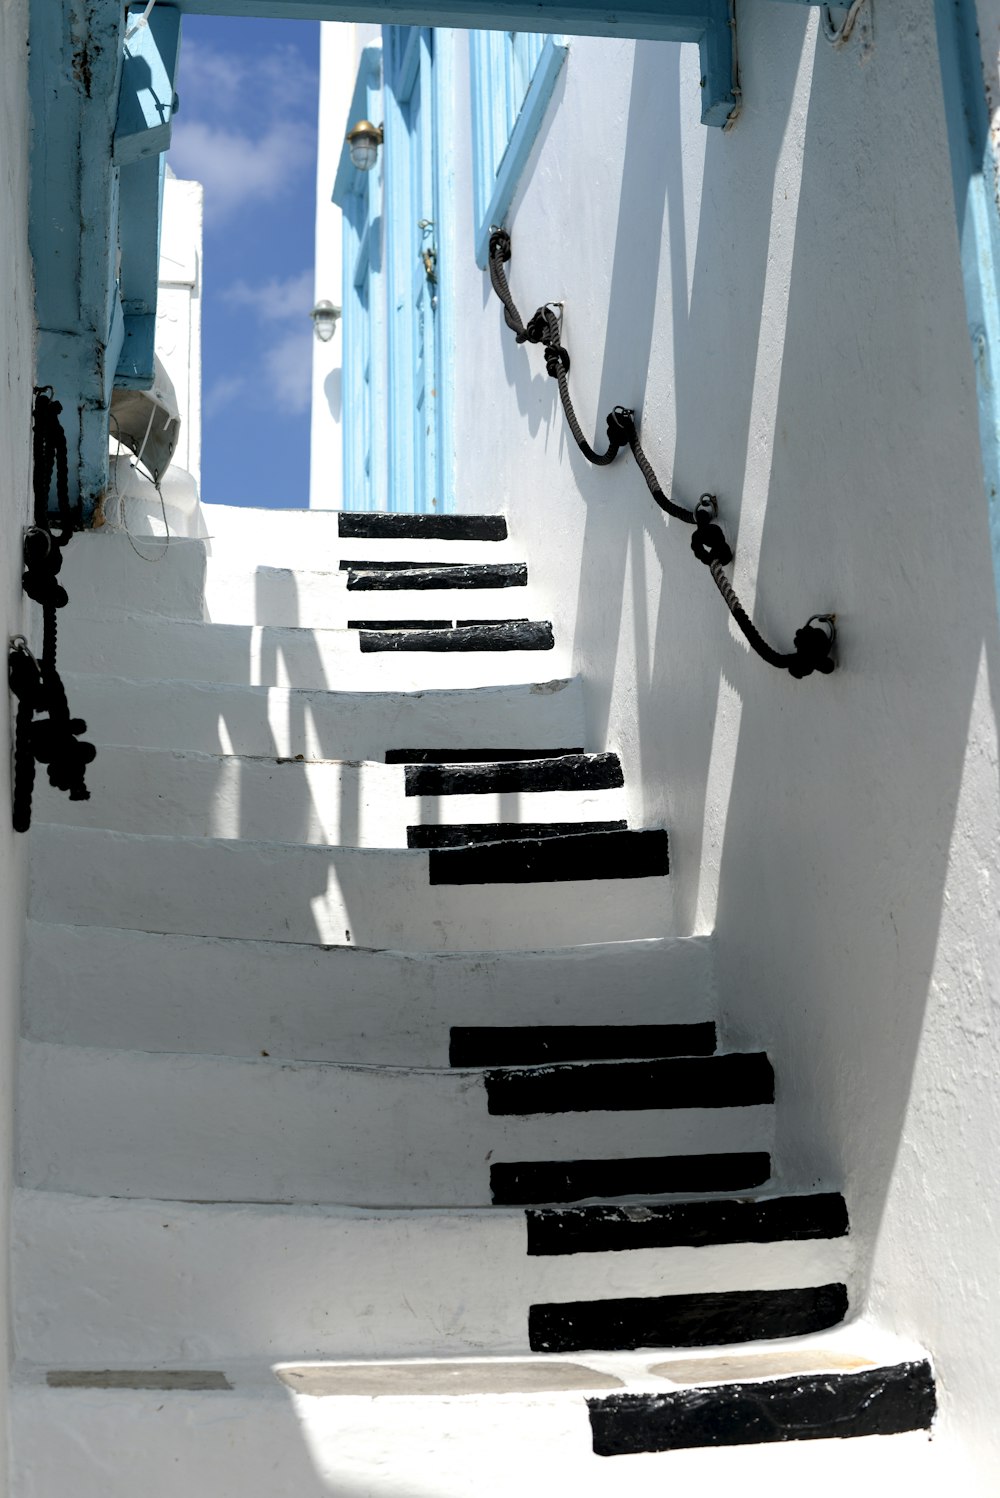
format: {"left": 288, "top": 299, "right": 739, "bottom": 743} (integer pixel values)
{"left": 0, "top": 0, "right": 33, "bottom": 1487}
{"left": 450, "top": 5, "right": 1000, "bottom": 1482}
{"left": 156, "top": 174, "right": 204, "bottom": 487}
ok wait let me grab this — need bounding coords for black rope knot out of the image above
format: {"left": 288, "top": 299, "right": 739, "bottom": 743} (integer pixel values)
{"left": 22, "top": 527, "right": 69, "bottom": 610}
{"left": 31, "top": 713, "right": 96, "bottom": 799}
{"left": 543, "top": 343, "right": 571, "bottom": 379}
{"left": 488, "top": 228, "right": 512, "bottom": 265}
{"left": 524, "top": 309, "right": 551, "bottom": 345}
{"left": 788, "top": 615, "right": 837, "bottom": 679}
{"left": 690, "top": 495, "right": 733, "bottom": 568}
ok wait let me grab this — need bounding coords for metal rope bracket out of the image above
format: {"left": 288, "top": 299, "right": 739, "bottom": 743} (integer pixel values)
{"left": 487, "top": 232, "right": 836, "bottom": 680}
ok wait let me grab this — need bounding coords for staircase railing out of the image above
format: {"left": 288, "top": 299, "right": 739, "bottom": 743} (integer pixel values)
{"left": 487, "top": 229, "right": 836, "bottom": 680}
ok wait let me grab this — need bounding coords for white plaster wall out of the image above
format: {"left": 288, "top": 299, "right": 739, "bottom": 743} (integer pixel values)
{"left": 156, "top": 173, "right": 203, "bottom": 486}
{"left": 309, "top": 22, "right": 357, "bottom": 509}
{"left": 447, "top": 5, "right": 1000, "bottom": 1482}
{"left": 0, "top": 0, "right": 33, "bottom": 1488}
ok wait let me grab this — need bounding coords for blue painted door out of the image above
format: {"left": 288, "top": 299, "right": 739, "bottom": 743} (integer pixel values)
{"left": 384, "top": 27, "right": 445, "bottom": 513}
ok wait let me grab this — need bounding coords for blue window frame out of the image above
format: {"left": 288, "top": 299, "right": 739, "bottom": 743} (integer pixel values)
{"left": 469, "top": 30, "right": 568, "bottom": 268}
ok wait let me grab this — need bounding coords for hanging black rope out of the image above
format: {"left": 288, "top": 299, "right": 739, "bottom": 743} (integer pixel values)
{"left": 487, "top": 229, "right": 835, "bottom": 680}
{"left": 8, "top": 390, "right": 95, "bottom": 832}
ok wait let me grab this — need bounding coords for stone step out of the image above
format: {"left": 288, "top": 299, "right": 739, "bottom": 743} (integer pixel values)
{"left": 23, "top": 926, "right": 714, "bottom": 1065}
{"left": 57, "top": 615, "right": 566, "bottom": 691}
{"left": 61, "top": 673, "right": 586, "bottom": 760}
{"left": 60, "top": 532, "right": 209, "bottom": 621}
{"left": 346, "top": 562, "right": 527, "bottom": 589}
{"left": 10, "top": 1327, "right": 942, "bottom": 1498}
{"left": 204, "top": 568, "right": 541, "bottom": 628}
{"left": 34, "top": 747, "right": 628, "bottom": 845}
{"left": 201, "top": 503, "right": 518, "bottom": 570}
{"left": 29, "top": 825, "right": 672, "bottom": 952}
{"left": 13, "top": 1189, "right": 850, "bottom": 1366}
{"left": 405, "top": 751, "right": 623, "bottom": 796}
{"left": 17, "top": 1042, "right": 773, "bottom": 1206}
{"left": 338, "top": 512, "right": 507, "bottom": 541}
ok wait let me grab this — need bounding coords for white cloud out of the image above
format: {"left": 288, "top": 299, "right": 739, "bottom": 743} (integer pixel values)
{"left": 263, "top": 327, "right": 313, "bottom": 416}
{"left": 204, "top": 374, "right": 247, "bottom": 418}
{"left": 223, "top": 269, "right": 314, "bottom": 322}
{"left": 169, "top": 117, "right": 307, "bottom": 224}
{"left": 176, "top": 40, "right": 317, "bottom": 123}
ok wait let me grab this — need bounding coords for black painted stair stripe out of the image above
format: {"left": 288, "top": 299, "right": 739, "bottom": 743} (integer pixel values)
{"left": 406, "top": 752, "right": 624, "bottom": 797}
{"left": 526, "top": 1191, "right": 848, "bottom": 1256}
{"left": 338, "top": 513, "right": 507, "bottom": 540}
{"left": 484, "top": 1052, "right": 773, "bottom": 1115}
{"left": 347, "top": 564, "right": 527, "bottom": 590}
{"left": 451, "top": 1023, "right": 717, "bottom": 1067}
{"left": 587, "top": 1359, "right": 936, "bottom": 1456}
{"left": 408, "top": 820, "right": 627, "bottom": 849}
{"left": 490, "top": 1153, "right": 772, "bottom": 1206}
{"left": 348, "top": 620, "right": 453, "bottom": 631}
{"left": 386, "top": 748, "right": 586, "bottom": 764}
{"left": 428, "top": 828, "right": 668, "bottom": 886}
{"left": 359, "top": 621, "right": 553, "bottom": 652}
{"left": 528, "top": 1283, "right": 849, "bottom": 1354}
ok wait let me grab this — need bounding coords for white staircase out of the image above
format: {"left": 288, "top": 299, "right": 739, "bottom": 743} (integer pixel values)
{"left": 11, "top": 506, "right": 937, "bottom": 1494}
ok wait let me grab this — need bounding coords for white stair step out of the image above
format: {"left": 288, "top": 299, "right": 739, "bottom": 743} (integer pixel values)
{"left": 29, "top": 825, "right": 672, "bottom": 952}
{"left": 202, "top": 564, "right": 345, "bottom": 627}
{"left": 60, "top": 533, "right": 209, "bottom": 621}
{"left": 23, "top": 926, "right": 714, "bottom": 1064}
{"left": 10, "top": 1326, "right": 943, "bottom": 1498}
{"left": 17, "top": 1042, "right": 773, "bottom": 1206}
{"left": 33, "top": 746, "right": 627, "bottom": 844}
{"left": 62, "top": 673, "right": 586, "bottom": 760}
{"left": 57, "top": 614, "right": 565, "bottom": 691}
{"left": 202, "top": 503, "right": 517, "bottom": 570}
{"left": 13, "top": 1189, "right": 851, "bottom": 1365}
{"left": 203, "top": 566, "right": 541, "bottom": 628}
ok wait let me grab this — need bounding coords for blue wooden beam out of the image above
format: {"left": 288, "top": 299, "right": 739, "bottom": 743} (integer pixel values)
{"left": 115, "top": 5, "right": 182, "bottom": 166}
{"left": 30, "top": 0, "right": 127, "bottom": 515}
{"left": 30, "top": 1, "right": 179, "bottom": 517}
{"left": 116, "top": 154, "right": 168, "bottom": 388}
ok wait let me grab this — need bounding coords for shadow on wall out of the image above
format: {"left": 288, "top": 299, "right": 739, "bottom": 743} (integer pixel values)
{"left": 707, "top": 1, "right": 1000, "bottom": 1255}
{"left": 567, "top": 14, "right": 811, "bottom": 920}
{"left": 552, "top": 3, "right": 999, "bottom": 1425}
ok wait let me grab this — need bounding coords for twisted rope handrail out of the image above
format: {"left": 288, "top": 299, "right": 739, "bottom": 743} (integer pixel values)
{"left": 7, "top": 389, "right": 95, "bottom": 831}
{"left": 488, "top": 229, "right": 836, "bottom": 680}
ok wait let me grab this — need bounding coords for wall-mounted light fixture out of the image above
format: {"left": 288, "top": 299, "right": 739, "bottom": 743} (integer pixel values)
{"left": 310, "top": 300, "right": 342, "bottom": 343}
{"left": 346, "top": 119, "right": 384, "bottom": 172}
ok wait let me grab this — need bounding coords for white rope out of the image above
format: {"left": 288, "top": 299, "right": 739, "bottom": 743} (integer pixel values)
{"left": 108, "top": 411, "right": 171, "bottom": 562}
{"left": 125, "top": 0, "right": 157, "bottom": 43}
{"left": 822, "top": 0, "right": 867, "bottom": 48}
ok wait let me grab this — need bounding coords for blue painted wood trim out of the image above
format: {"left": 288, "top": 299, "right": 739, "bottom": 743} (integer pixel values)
{"left": 30, "top": 0, "right": 127, "bottom": 514}
{"left": 935, "top": 0, "right": 1000, "bottom": 616}
{"left": 332, "top": 43, "right": 384, "bottom": 207}
{"left": 432, "top": 28, "right": 457, "bottom": 513}
{"left": 116, "top": 152, "right": 167, "bottom": 388}
{"left": 115, "top": 5, "right": 182, "bottom": 166}
{"left": 31, "top": 1, "right": 178, "bottom": 515}
{"left": 472, "top": 35, "right": 568, "bottom": 270}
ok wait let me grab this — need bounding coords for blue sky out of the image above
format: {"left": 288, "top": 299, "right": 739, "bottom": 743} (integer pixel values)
{"left": 168, "top": 17, "right": 320, "bottom": 508}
